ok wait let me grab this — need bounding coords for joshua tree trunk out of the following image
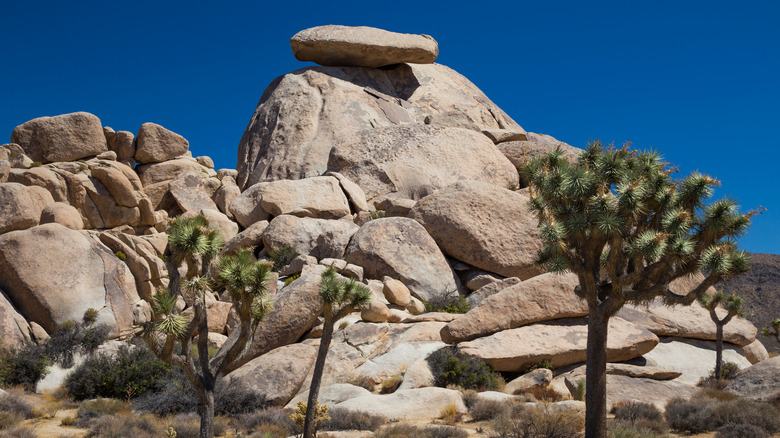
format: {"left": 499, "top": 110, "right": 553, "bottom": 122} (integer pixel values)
{"left": 585, "top": 307, "right": 609, "bottom": 438}
{"left": 714, "top": 322, "right": 724, "bottom": 380}
{"left": 303, "top": 319, "right": 335, "bottom": 438}
{"left": 197, "top": 383, "right": 215, "bottom": 438}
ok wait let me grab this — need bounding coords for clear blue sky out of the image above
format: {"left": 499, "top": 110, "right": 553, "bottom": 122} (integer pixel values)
{"left": 2, "top": 1, "right": 778, "bottom": 254}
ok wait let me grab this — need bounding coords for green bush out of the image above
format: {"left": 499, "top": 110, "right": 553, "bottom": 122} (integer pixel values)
{"left": 424, "top": 290, "right": 471, "bottom": 314}
{"left": 268, "top": 244, "right": 297, "bottom": 272}
{"left": 427, "top": 346, "right": 503, "bottom": 391}
{"left": 320, "top": 408, "right": 387, "bottom": 431}
{"left": 66, "top": 344, "right": 170, "bottom": 401}
{"left": 45, "top": 319, "right": 109, "bottom": 368}
{"left": 0, "top": 343, "right": 50, "bottom": 390}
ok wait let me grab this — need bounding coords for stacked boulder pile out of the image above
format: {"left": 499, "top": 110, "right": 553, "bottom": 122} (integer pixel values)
{"left": 0, "top": 25, "right": 775, "bottom": 418}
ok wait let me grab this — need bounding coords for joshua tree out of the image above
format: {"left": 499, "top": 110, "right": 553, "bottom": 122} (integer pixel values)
{"left": 525, "top": 141, "right": 759, "bottom": 438}
{"left": 143, "top": 216, "right": 273, "bottom": 438}
{"left": 699, "top": 291, "right": 744, "bottom": 380}
{"left": 303, "top": 267, "right": 372, "bottom": 438}
{"left": 762, "top": 318, "right": 780, "bottom": 344}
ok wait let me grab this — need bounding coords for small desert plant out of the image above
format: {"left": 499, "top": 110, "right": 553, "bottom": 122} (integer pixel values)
{"left": 320, "top": 407, "right": 386, "bottom": 431}
{"left": 574, "top": 378, "right": 586, "bottom": 401}
{"left": 379, "top": 375, "right": 403, "bottom": 394}
{"left": 439, "top": 402, "right": 463, "bottom": 424}
{"left": 114, "top": 250, "right": 127, "bottom": 261}
{"left": 369, "top": 210, "right": 386, "bottom": 220}
{"left": 77, "top": 398, "right": 131, "bottom": 419}
{"left": 268, "top": 244, "right": 298, "bottom": 272}
{"left": 284, "top": 273, "right": 301, "bottom": 286}
{"left": 0, "top": 343, "right": 51, "bottom": 390}
{"left": 523, "top": 359, "right": 554, "bottom": 373}
{"left": 374, "top": 424, "right": 468, "bottom": 438}
{"left": 338, "top": 321, "right": 349, "bottom": 330}
{"left": 460, "top": 389, "right": 479, "bottom": 409}
{"left": 290, "top": 401, "right": 329, "bottom": 436}
{"left": 426, "top": 425, "right": 470, "bottom": 438}
{"left": 427, "top": 346, "right": 504, "bottom": 391}
{"left": 715, "top": 423, "right": 769, "bottom": 438}
{"left": 231, "top": 407, "right": 296, "bottom": 436}
{"left": 165, "top": 413, "right": 229, "bottom": 438}
{"left": 607, "top": 421, "right": 671, "bottom": 438}
{"left": 666, "top": 395, "right": 780, "bottom": 434}
{"left": 348, "top": 374, "right": 374, "bottom": 391}
{"left": 523, "top": 385, "right": 564, "bottom": 402}
{"left": 0, "top": 412, "right": 23, "bottom": 430}
{"left": 84, "top": 413, "right": 162, "bottom": 438}
{"left": 424, "top": 290, "right": 470, "bottom": 314}
{"left": 469, "top": 398, "right": 511, "bottom": 422}
{"left": 490, "top": 403, "right": 584, "bottom": 438}
{"left": 0, "top": 389, "right": 34, "bottom": 419}
{"left": 29, "top": 162, "right": 42, "bottom": 168}
{"left": 0, "top": 425, "right": 37, "bottom": 438}
{"left": 612, "top": 401, "right": 665, "bottom": 433}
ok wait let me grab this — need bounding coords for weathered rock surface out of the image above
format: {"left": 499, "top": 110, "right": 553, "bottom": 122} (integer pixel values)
{"left": 467, "top": 277, "right": 521, "bottom": 308}
{"left": 236, "top": 63, "right": 522, "bottom": 189}
{"left": 230, "top": 176, "right": 351, "bottom": 227}
{"left": 168, "top": 172, "right": 219, "bottom": 213}
{"left": 0, "top": 224, "right": 144, "bottom": 337}
{"left": 223, "top": 343, "right": 317, "bottom": 406}
{"left": 222, "top": 220, "right": 268, "bottom": 254}
{"left": 743, "top": 339, "right": 770, "bottom": 364}
{"left": 326, "top": 171, "right": 369, "bottom": 213}
{"left": 409, "top": 180, "right": 542, "bottom": 279}
{"left": 382, "top": 277, "right": 411, "bottom": 307}
{"left": 726, "top": 356, "right": 780, "bottom": 403}
{"left": 503, "top": 368, "right": 553, "bottom": 395}
{"left": 287, "top": 383, "right": 372, "bottom": 409}
{"left": 641, "top": 337, "right": 752, "bottom": 385}
{"left": 0, "top": 290, "right": 34, "bottom": 350}
{"left": 564, "top": 363, "right": 682, "bottom": 381}
{"left": 345, "top": 218, "right": 459, "bottom": 302}
{"left": 11, "top": 112, "right": 108, "bottom": 163}
{"left": 617, "top": 274, "right": 757, "bottom": 346}
{"left": 334, "top": 387, "right": 465, "bottom": 421}
{"left": 498, "top": 132, "right": 581, "bottom": 183}
{"left": 291, "top": 25, "right": 438, "bottom": 68}
{"left": 605, "top": 375, "right": 696, "bottom": 411}
{"left": 458, "top": 317, "right": 658, "bottom": 372}
{"left": 104, "top": 129, "right": 135, "bottom": 161}
{"left": 329, "top": 126, "right": 519, "bottom": 201}
{"left": 39, "top": 202, "right": 83, "bottom": 229}
{"left": 0, "top": 143, "right": 33, "bottom": 169}
{"left": 134, "top": 122, "right": 189, "bottom": 164}
{"left": 262, "top": 215, "right": 358, "bottom": 260}
{"left": 0, "top": 183, "right": 54, "bottom": 234}
{"left": 442, "top": 273, "right": 584, "bottom": 343}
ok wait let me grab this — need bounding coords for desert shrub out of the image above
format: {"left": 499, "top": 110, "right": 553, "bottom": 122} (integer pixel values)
{"left": 427, "top": 346, "right": 504, "bottom": 391}
{"left": 369, "top": 210, "right": 386, "bottom": 220}
{"left": 85, "top": 413, "right": 162, "bottom": 438}
{"left": 607, "top": 421, "right": 671, "bottom": 438}
{"left": 114, "top": 250, "right": 127, "bottom": 261}
{"left": 29, "top": 162, "right": 42, "bottom": 168}
{"left": 612, "top": 401, "right": 665, "bottom": 433}
{"left": 66, "top": 344, "right": 170, "bottom": 400}
{"left": 60, "top": 415, "right": 76, "bottom": 426}
{"left": 77, "top": 398, "right": 131, "bottom": 421}
{"left": 163, "top": 413, "right": 229, "bottom": 438}
{"left": 524, "top": 386, "right": 563, "bottom": 402}
{"left": 284, "top": 273, "right": 300, "bottom": 286}
{"left": 0, "top": 412, "right": 23, "bottom": 430}
{"left": 374, "top": 424, "right": 468, "bottom": 438}
{"left": 0, "top": 425, "right": 36, "bottom": 438}
{"left": 695, "top": 386, "right": 739, "bottom": 401}
{"left": 469, "top": 398, "right": 511, "bottom": 421}
{"left": 231, "top": 407, "right": 296, "bottom": 436}
{"left": 490, "top": 403, "right": 583, "bottom": 438}
{"left": 666, "top": 396, "right": 780, "bottom": 434}
{"left": 523, "top": 359, "right": 554, "bottom": 373}
{"left": 379, "top": 375, "right": 402, "bottom": 394}
{"left": 0, "top": 343, "right": 51, "bottom": 390}
{"left": 715, "top": 361, "right": 741, "bottom": 380}
{"left": 439, "top": 402, "right": 463, "bottom": 424}
{"left": 268, "top": 244, "right": 297, "bottom": 271}
{"left": 320, "top": 407, "right": 386, "bottom": 431}
{"left": 425, "top": 290, "right": 470, "bottom": 314}
{"left": 45, "top": 317, "right": 109, "bottom": 368}
{"left": 348, "top": 374, "right": 374, "bottom": 391}
{"left": 461, "top": 389, "right": 479, "bottom": 409}
{"left": 0, "top": 389, "right": 34, "bottom": 419}
{"left": 715, "top": 423, "right": 769, "bottom": 438}
{"left": 574, "top": 378, "right": 585, "bottom": 401}
{"left": 426, "top": 425, "right": 470, "bottom": 438}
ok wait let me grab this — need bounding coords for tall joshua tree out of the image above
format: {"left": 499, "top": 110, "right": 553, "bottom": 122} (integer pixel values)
{"left": 699, "top": 291, "right": 744, "bottom": 380}
{"left": 525, "top": 141, "right": 759, "bottom": 438}
{"left": 303, "top": 267, "right": 372, "bottom": 438}
{"left": 144, "top": 216, "right": 273, "bottom": 438}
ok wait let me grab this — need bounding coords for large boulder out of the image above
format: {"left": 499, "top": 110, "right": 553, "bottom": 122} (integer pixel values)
{"left": 328, "top": 125, "right": 519, "bottom": 201}
{"left": 442, "top": 273, "right": 584, "bottom": 343}
{"left": 0, "top": 224, "right": 145, "bottom": 337}
{"left": 333, "top": 387, "right": 465, "bottom": 421}
{"left": 0, "top": 290, "right": 34, "bottom": 350}
{"left": 726, "top": 356, "right": 780, "bottom": 403}
{"left": 236, "top": 62, "right": 523, "bottom": 189}
{"left": 344, "top": 218, "right": 459, "bottom": 302}
{"left": 11, "top": 112, "right": 108, "bottom": 163}
{"left": 497, "top": 132, "right": 581, "bottom": 185}
{"left": 409, "top": 180, "right": 543, "bottom": 278}
{"left": 641, "top": 337, "right": 752, "bottom": 385}
{"left": 290, "top": 25, "right": 438, "bottom": 68}
{"left": 134, "top": 122, "right": 189, "bottom": 164}
{"left": 229, "top": 176, "right": 351, "bottom": 228}
{"left": 617, "top": 274, "right": 757, "bottom": 346}
{"left": 458, "top": 317, "right": 659, "bottom": 372}
{"left": 0, "top": 183, "right": 54, "bottom": 234}
{"left": 222, "top": 343, "right": 317, "bottom": 407}
{"left": 39, "top": 202, "right": 83, "bottom": 230}
{"left": 262, "top": 215, "right": 358, "bottom": 260}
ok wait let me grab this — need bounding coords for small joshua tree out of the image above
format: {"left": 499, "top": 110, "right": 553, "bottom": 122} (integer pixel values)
{"left": 143, "top": 216, "right": 273, "bottom": 438}
{"left": 525, "top": 141, "right": 759, "bottom": 438}
{"left": 302, "top": 267, "right": 372, "bottom": 438}
{"left": 762, "top": 318, "right": 780, "bottom": 344}
{"left": 699, "top": 291, "right": 744, "bottom": 380}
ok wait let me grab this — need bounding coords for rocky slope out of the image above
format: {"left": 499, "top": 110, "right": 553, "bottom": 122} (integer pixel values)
{"left": 0, "top": 24, "right": 775, "bottom": 419}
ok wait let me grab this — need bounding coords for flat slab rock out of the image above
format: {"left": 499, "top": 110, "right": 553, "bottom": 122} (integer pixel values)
{"left": 333, "top": 387, "right": 465, "bottom": 421}
{"left": 291, "top": 25, "right": 438, "bottom": 68}
{"left": 642, "top": 337, "right": 752, "bottom": 385}
{"left": 726, "top": 355, "right": 780, "bottom": 403}
{"left": 457, "top": 317, "right": 658, "bottom": 372}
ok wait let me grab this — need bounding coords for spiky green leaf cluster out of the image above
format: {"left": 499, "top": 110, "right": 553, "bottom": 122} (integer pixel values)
{"left": 320, "top": 268, "right": 372, "bottom": 309}
{"left": 699, "top": 291, "right": 744, "bottom": 316}
{"left": 167, "top": 215, "right": 224, "bottom": 265}
{"left": 150, "top": 290, "right": 188, "bottom": 337}
{"left": 525, "top": 141, "right": 756, "bottom": 303}
{"left": 216, "top": 249, "right": 273, "bottom": 325}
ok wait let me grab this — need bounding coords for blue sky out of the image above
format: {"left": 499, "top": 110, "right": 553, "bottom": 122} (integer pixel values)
{"left": 1, "top": 1, "right": 778, "bottom": 254}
